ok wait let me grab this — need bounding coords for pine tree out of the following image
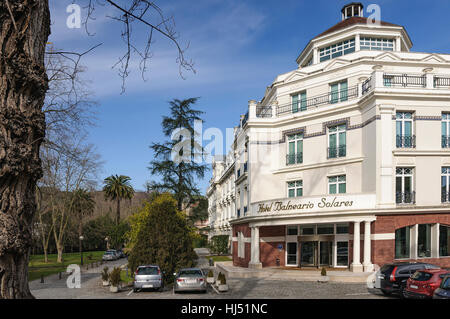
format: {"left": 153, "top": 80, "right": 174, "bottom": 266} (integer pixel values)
{"left": 149, "top": 98, "right": 208, "bottom": 211}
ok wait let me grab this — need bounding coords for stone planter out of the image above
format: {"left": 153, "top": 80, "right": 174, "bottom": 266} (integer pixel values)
{"left": 110, "top": 285, "right": 119, "bottom": 293}
{"left": 218, "top": 284, "right": 228, "bottom": 292}
{"left": 318, "top": 276, "right": 329, "bottom": 283}
{"left": 206, "top": 277, "right": 215, "bottom": 284}
{"left": 102, "top": 280, "right": 110, "bottom": 287}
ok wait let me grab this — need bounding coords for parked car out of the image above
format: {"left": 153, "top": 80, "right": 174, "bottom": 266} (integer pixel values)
{"left": 377, "top": 262, "right": 440, "bottom": 298}
{"left": 173, "top": 268, "right": 207, "bottom": 293}
{"left": 405, "top": 269, "right": 450, "bottom": 299}
{"left": 433, "top": 275, "right": 450, "bottom": 299}
{"left": 102, "top": 250, "right": 118, "bottom": 261}
{"left": 133, "top": 265, "right": 163, "bottom": 292}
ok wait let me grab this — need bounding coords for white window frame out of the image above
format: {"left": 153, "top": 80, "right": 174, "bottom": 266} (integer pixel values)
{"left": 396, "top": 167, "right": 414, "bottom": 195}
{"left": 328, "top": 175, "right": 346, "bottom": 194}
{"left": 396, "top": 112, "right": 414, "bottom": 136}
{"left": 287, "top": 180, "right": 303, "bottom": 198}
{"left": 360, "top": 37, "right": 394, "bottom": 51}
{"left": 442, "top": 167, "right": 450, "bottom": 202}
{"left": 328, "top": 124, "right": 346, "bottom": 154}
{"left": 319, "top": 38, "right": 355, "bottom": 62}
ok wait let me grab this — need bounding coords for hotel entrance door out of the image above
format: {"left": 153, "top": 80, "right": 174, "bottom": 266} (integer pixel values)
{"left": 300, "top": 241, "right": 332, "bottom": 267}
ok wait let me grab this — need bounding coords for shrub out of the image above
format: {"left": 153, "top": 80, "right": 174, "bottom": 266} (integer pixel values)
{"left": 321, "top": 267, "right": 327, "bottom": 276}
{"left": 109, "top": 267, "right": 122, "bottom": 287}
{"left": 128, "top": 194, "right": 197, "bottom": 285}
{"left": 220, "top": 274, "right": 226, "bottom": 285}
{"left": 87, "top": 253, "right": 93, "bottom": 261}
{"left": 101, "top": 267, "right": 109, "bottom": 281}
{"left": 217, "top": 272, "right": 226, "bottom": 285}
{"left": 209, "top": 235, "right": 229, "bottom": 255}
{"left": 207, "top": 270, "right": 214, "bottom": 278}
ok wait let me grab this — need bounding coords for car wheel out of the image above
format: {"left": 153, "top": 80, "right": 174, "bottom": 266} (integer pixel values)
{"left": 399, "top": 285, "right": 407, "bottom": 299}
{"left": 381, "top": 289, "right": 392, "bottom": 296}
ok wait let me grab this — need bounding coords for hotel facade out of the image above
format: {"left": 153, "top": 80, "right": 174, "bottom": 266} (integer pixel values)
{"left": 207, "top": 3, "right": 450, "bottom": 272}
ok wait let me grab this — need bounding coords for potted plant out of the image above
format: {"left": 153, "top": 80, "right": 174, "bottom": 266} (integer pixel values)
{"left": 109, "top": 267, "right": 122, "bottom": 292}
{"left": 206, "top": 270, "right": 215, "bottom": 284}
{"left": 218, "top": 273, "right": 228, "bottom": 292}
{"left": 101, "top": 266, "right": 110, "bottom": 286}
{"left": 318, "top": 267, "right": 329, "bottom": 283}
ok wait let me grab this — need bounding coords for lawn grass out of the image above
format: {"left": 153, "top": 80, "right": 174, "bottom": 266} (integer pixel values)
{"left": 205, "top": 255, "right": 232, "bottom": 262}
{"left": 28, "top": 251, "right": 105, "bottom": 281}
{"left": 120, "top": 269, "right": 134, "bottom": 285}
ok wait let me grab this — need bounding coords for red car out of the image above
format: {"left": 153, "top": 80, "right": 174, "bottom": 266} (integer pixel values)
{"left": 405, "top": 269, "right": 450, "bottom": 299}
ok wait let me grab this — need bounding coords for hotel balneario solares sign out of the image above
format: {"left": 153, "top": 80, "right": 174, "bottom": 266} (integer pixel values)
{"left": 256, "top": 194, "right": 376, "bottom": 214}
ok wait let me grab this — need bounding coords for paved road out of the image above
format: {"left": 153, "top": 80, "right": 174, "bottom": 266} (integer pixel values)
{"left": 30, "top": 249, "right": 394, "bottom": 299}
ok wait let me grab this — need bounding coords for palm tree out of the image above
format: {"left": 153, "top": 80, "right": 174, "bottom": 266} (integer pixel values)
{"left": 103, "top": 175, "right": 135, "bottom": 225}
{"left": 70, "top": 188, "right": 95, "bottom": 264}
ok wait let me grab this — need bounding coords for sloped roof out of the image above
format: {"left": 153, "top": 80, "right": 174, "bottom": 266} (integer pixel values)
{"left": 313, "top": 16, "right": 402, "bottom": 40}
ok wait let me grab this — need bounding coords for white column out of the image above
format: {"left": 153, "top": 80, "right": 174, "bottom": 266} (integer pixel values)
{"left": 395, "top": 36, "right": 401, "bottom": 52}
{"left": 351, "top": 222, "right": 363, "bottom": 272}
{"left": 423, "top": 68, "right": 434, "bottom": 89}
{"left": 248, "top": 100, "right": 257, "bottom": 119}
{"left": 355, "top": 34, "right": 361, "bottom": 52}
{"left": 410, "top": 225, "right": 418, "bottom": 260}
{"left": 378, "top": 104, "right": 395, "bottom": 207}
{"left": 313, "top": 48, "right": 318, "bottom": 64}
{"left": 431, "top": 223, "right": 440, "bottom": 258}
{"left": 249, "top": 226, "right": 262, "bottom": 269}
{"left": 363, "top": 221, "right": 374, "bottom": 272}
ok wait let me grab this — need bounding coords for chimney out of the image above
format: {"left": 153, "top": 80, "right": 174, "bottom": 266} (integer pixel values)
{"left": 341, "top": 2, "right": 364, "bottom": 21}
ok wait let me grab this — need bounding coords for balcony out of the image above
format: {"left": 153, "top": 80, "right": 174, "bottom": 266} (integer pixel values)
{"left": 327, "top": 145, "right": 346, "bottom": 159}
{"left": 383, "top": 74, "right": 425, "bottom": 88}
{"left": 442, "top": 136, "right": 450, "bottom": 148}
{"left": 434, "top": 76, "right": 450, "bottom": 88}
{"left": 256, "top": 106, "right": 272, "bottom": 118}
{"left": 276, "top": 85, "right": 359, "bottom": 116}
{"left": 286, "top": 153, "right": 303, "bottom": 165}
{"left": 362, "top": 77, "right": 372, "bottom": 95}
{"left": 442, "top": 192, "right": 450, "bottom": 203}
{"left": 396, "top": 191, "right": 416, "bottom": 204}
{"left": 396, "top": 135, "right": 416, "bottom": 148}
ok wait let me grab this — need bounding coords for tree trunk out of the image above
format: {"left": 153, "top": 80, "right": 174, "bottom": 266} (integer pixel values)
{"left": 116, "top": 198, "right": 120, "bottom": 225}
{"left": 0, "top": 1, "right": 50, "bottom": 299}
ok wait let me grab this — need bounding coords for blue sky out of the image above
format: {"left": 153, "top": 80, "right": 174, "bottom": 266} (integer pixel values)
{"left": 48, "top": 0, "right": 450, "bottom": 193}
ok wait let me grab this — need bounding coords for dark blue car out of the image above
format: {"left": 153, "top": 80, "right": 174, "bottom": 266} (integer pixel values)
{"left": 433, "top": 275, "right": 450, "bottom": 299}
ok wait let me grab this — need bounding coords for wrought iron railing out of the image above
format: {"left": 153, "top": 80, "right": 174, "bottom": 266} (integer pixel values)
{"left": 286, "top": 153, "right": 303, "bottom": 165}
{"left": 242, "top": 112, "right": 249, "bottom": 126}
{"left": 256, "top": 106, "right": 272, "bottom": 118}
{"left": 442, "top": 136, "right": 450, "bottom": 148}
{"left": 396, "top": 135, "right": 416, "bottom": 148}
{"left": 396, "top": 191, "right": 416, "bottom": 204}
{"left": 383, "top": 74, "right": 426, "bottom": 88}
{"left": 441, "top": 192, "right": 450, "bottom": 203}
{"left": 434, "top": 76, "right": 450, "bottom": 88}
{"left": 327, "top": 145, "right": 346, "bottom": 159}
{"left": 276, "top": 85, "right": 358, "bottom": 116}
{"left": 362, "top": 77, "right": 372, "bottom": 95}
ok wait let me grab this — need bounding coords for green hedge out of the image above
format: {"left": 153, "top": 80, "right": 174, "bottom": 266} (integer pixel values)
{"left": 208, "top": 235, "right": 229, "bottom": 255}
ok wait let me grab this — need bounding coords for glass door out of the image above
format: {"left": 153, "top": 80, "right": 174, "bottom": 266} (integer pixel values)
{"left": 319, "top": 242, "right": 332, "bottom": 266}
{"left": 300, "top": 242, "right": 317, "bottom": 266}
{"left": 286, "top": 242, "right": 298, "bottom": 266}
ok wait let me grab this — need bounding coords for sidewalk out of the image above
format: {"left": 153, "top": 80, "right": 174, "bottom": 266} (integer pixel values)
{"left": 216, "top": 262, "right": 373, "bottom": 283}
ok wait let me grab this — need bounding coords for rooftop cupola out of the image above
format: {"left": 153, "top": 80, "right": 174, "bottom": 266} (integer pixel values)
{"left": 341, "top": 2, "right": 363, "bottom": 20}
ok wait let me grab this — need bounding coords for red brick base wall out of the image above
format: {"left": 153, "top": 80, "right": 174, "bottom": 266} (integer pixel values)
{"left": 260, "top": 242, "right": 285, "bottom": 267}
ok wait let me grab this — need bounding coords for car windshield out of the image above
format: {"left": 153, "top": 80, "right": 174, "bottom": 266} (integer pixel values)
{"left": 411, "top": 271, "right": 433, "bottom": 281}
{"left": 105, "top": 252, "right": 114, "bottom": 255}
{"left": 179, "top": 270, "right": 203, "bottom": 277}
{"left": 439, "top": 273, "right": 450, "bottom": 279}
{"left": 137, "top": 267, "right": 159, "bottom": 275}
{"left": 380, "top": 265, "right": 395, "bottom": 274}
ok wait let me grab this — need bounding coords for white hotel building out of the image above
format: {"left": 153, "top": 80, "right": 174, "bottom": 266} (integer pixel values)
{"left": 207, "top": 3, "right": 450, "bottom": 271}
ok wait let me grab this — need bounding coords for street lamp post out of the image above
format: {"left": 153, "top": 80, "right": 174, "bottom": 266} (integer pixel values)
{"left": 79, "top": 235, "right": 84, "bottom": 266}
{"left": 105, "top": 237, "right": 109, "bottom": 250}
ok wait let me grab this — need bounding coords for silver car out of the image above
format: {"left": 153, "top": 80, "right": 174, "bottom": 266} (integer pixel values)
{"left": 173, "top": 268, "right": 207, "bottom": 293}
{"left": 102, "top": 250, "right": 118, "bottom": 261}
{"left": 133, "top": 265, "right": 163, "bottom": 292}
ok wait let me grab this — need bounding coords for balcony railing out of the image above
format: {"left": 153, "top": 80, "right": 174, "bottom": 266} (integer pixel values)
{"left": 242, "top": 112, "right": 249, "bottom": 126}
{"left": 396, "top": 135, "right": 416, "bottom": 148}
{"left": 362, "top": 77, "right": 372, "bottom": 95}
{"left": 256, "top": 106, "right": 272, "bottom": 118}
{"left": 434, "top": 76, "right": 450, "bottom": 88}
{"left": 396, "top": 191, "right": 416, "bottom": 204}
{"left": 384, "top": 74, "right": 426, "bottom": 88}
{"left": 286, "top": 153, "right": 303, "bottom": 165}
{"left": 442, "top": 136, "right": 450, "bottom": 148}
{"left": 327, "top": 145, "right": 346, "bottom": 159}
{"left": 442, "top": 192, "right": 450, "bottom": 203}
{"left": 276, "top": 85, "right": 358, "bottom": 116}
